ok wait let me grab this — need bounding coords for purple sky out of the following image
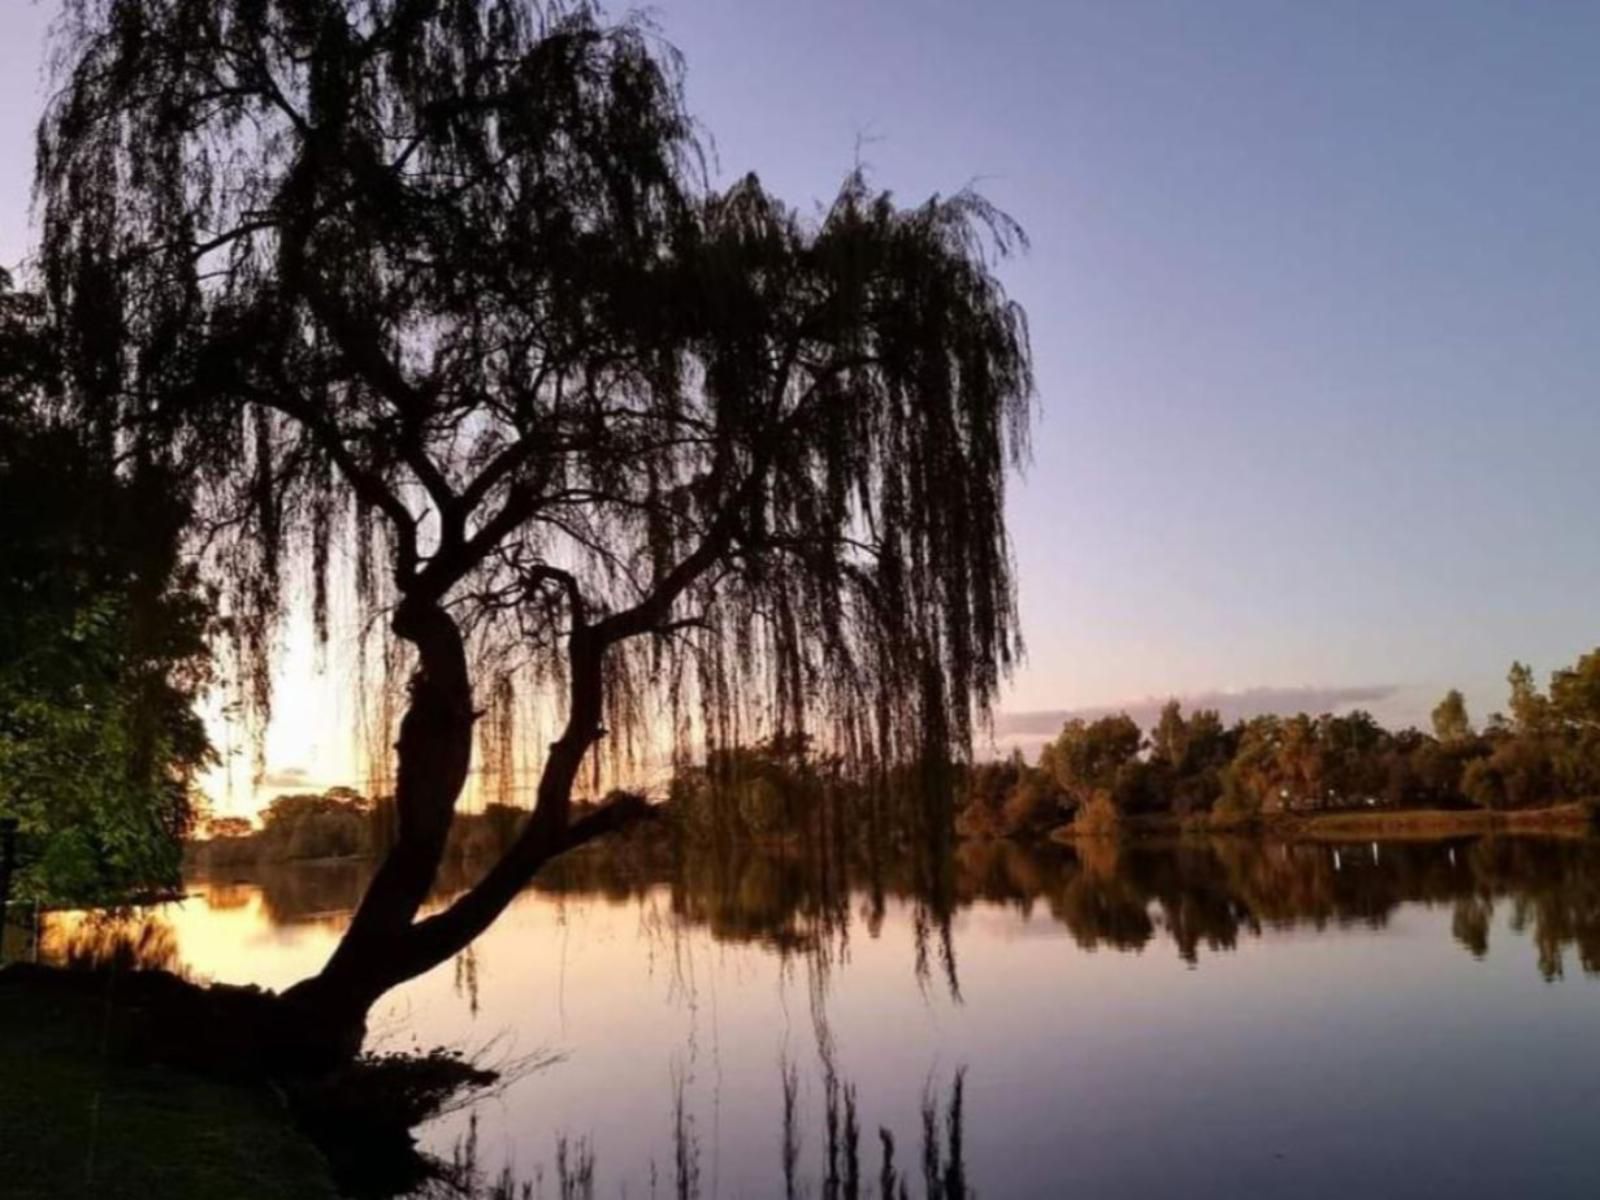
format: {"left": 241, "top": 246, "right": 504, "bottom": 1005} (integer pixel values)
{"left": 5, "top": 1, "right": 1600, "bottom": 740}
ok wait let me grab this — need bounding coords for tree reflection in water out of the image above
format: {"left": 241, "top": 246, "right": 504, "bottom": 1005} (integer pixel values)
{"left": 40, "top": 832, "right": 1600, "bottom": 996}
{"left": 436, "top": 1060, "right": 972, "bottom": 1200}
{"left": 168, "top": 832, "right": 1600, "bottom": 985}
{"left": 34, "top": 831, "right": 1600, "bottom": 1197}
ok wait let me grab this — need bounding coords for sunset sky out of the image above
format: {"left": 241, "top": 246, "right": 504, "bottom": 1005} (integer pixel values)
{"left": 5, "top": 2, "right": 1600, "bottom": 809}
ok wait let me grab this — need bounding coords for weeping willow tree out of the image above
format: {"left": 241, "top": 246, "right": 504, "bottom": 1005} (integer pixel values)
{"left": 37, "top": 0, "right": 1032, "bottom": 1051}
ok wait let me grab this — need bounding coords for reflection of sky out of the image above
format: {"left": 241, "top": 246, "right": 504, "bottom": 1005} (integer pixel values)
{"left": 5, "top": 4, "right": 1600, "bottom": 808}
{"left": 73, "top": 864, "right": 1600, "bottom": 1199}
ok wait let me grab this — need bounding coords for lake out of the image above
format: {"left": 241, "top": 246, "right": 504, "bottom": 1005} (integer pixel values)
{"left": 35, "top": 834, "right": 1600, "bottom": 1198}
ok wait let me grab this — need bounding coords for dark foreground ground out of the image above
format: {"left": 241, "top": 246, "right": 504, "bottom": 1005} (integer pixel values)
{"left": 0, "top": 966, "right": 338, "bottom": 1199}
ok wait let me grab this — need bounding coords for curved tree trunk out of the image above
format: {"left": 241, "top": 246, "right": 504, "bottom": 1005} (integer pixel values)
{"left": 390, "top": 627, "right": 617, "bottom": 977}
{"left": 276, "top": 598, "right": 476, "bottom": 1060}
{"left": 274, "top": 614, "right": 647, "bottom": 1070}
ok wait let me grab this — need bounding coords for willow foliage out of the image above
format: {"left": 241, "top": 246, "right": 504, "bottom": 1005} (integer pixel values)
{"left": 38, "top": 0, "right": 1033, "bottom": 803}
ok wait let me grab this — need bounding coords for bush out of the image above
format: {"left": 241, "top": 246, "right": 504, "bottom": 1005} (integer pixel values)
{"left": 1000, "top": 774, "right": 1060, "bottom": 835}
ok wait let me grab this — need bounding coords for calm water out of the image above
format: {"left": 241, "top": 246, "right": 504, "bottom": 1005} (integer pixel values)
{"left": 38, "top": 835, "right": 1600, "bottom": 1198}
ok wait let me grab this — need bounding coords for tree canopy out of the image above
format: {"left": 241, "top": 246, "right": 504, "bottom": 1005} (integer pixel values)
{"left": 36, "top": 0, "right": 1033, "bottom": 1029}
{"left": 1431, "top": 689, "right": 1472, "bottom": 744}
{"left": 40, "top": 0, "right": 1030, "bottom": 778}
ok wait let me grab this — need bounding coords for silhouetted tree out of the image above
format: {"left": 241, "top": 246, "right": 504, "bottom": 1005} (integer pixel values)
{"left": 204, "top": 815, "right": 255, "bottom": 840}
{"left": 37, "top": 0, "right": 1031, "bottom": 1053}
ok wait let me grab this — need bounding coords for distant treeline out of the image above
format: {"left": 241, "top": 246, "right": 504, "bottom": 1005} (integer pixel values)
{"left": 959, "top": 649, "right": 1600, "bottom": 837}
{"left": 671, "top": 648, "right": 1600, "bottom": 841}
{"left": 189, "top": 790, "right": 539, "bottom": 872}
{"left": 191, "top": 646, "right": 1600, "bottom": 867}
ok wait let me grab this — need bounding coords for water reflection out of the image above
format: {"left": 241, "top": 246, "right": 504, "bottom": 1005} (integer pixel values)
{"left": 175, "top": 833, "right": 1600, "bottom": 984}
{"left": 433, "top": 1062, "right": 971, "bottom": 1200}
{"left": 37, "top": 833, "right": 1600, "bottom": 1198}
{"left": 38, "top": 910, "right": 183, "bottom": 974}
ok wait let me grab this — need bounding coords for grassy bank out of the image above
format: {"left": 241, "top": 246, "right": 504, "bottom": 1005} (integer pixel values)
{"left": 1253, "top": 802, "right": 1595, "bottom": 840}
{"left": 1051, "top": 802, "right": 1595, "bottom": 842}
{"left": 0, "top": 967, "right": 338, "bottom": 1200}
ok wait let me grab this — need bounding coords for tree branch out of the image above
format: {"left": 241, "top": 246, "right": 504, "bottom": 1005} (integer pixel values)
{"left": 233, "top": 379, "right": 421, "bottom": 580}
{"left": 275, "top": 141, "right": 460, "bottom": 532}
{"left": 397, "top": 790, "right": 656, "bottom": 978}
{"left": 594, "top": 336, "right": 806, "bottom": 644}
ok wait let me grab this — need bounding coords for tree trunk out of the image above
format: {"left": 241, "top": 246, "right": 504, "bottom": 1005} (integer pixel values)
{"left": 273, "top": 618, "right": 632, "bottom": 1070}
{"left": 387, "top": 627, "right": 611, "bottom": 979}
{"left": 276, "top": 598, "right": 475, "bottom": 1061}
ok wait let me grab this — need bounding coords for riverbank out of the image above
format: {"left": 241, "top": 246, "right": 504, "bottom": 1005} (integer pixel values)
{"left": 184, "top": 801, "right": 1600, "bottom": 878}
{"left": 1051, "top": 802, "right": 1596, "bottom": 842}
{"left": 0, "top": 960, "right": 509, "bottom": 1199}
{"left": 0, "top": 966, "right": 338, "bottom": 1199}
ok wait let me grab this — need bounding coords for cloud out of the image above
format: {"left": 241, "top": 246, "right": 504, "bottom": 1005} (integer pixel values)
{"left": 992, "top": 684, "right": 1401, "bottom": 751}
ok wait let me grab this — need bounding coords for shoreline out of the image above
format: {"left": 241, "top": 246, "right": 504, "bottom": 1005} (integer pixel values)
{"left": 1049, "top": 802, "right": 1596, "bottom": 843}
{"left": 0, "top": 967, "right": 338, "bottom": 1199}
{"left": 177, "top": 803, "right": 1600, "bottom": 880}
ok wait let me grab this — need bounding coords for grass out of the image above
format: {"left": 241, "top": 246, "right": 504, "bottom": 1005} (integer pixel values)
{"left": 1252, "top": 802, "right": 1594, "bottom": 840}
{"left": 0, "top": 967, "right": 338, "bottom": 1200}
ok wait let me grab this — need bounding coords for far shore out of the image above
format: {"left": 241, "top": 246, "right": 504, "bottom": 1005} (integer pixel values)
{"left": 178, "top": 802, "right": 1600, "bottom": 880}
{"left": 1050, "top": 802, "right": 1596, "bottom": 843}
